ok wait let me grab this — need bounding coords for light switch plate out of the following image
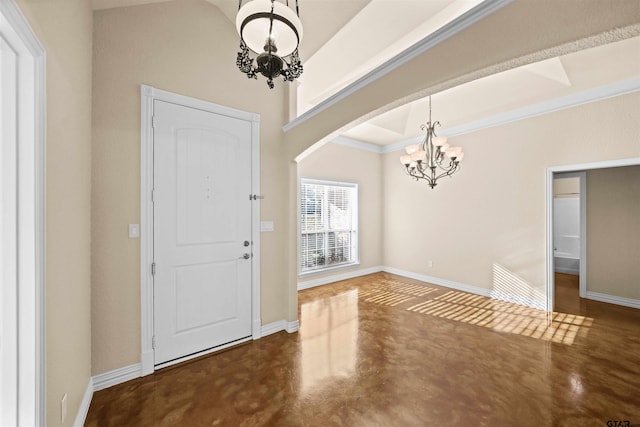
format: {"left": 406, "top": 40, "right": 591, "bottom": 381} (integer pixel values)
{"left": 129, "top": 224, "right": 140, "bottom": 238}
{"left": 260, "top": 221, "right": 274, "bottom": 232}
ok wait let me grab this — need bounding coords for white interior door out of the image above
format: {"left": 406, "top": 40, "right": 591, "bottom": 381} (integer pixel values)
{"left": 153, "top": 100, "right": 253, "bottom": 366}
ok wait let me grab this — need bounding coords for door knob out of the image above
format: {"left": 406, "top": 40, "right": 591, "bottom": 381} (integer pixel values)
{"left": 239, "top": 253, "right": 251, "bottom": 260}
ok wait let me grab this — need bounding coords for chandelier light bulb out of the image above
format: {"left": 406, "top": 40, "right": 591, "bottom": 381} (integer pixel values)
{"left": 410, "top": 150, "right": 426, "bottom": 163}
{"left": 432, "top": 136, "right": 447, "bottom": 146}
{"left": 235, "top": 0, "right": 304, "bottom": 88}
{"left": 236, "top": 0, "right": 302, "bottom": 57}
{"left": 445, "top": 148, "right": 458, "bottom": 159}
{"left": 400, "top": 155, "right": 412, "bottom": 165}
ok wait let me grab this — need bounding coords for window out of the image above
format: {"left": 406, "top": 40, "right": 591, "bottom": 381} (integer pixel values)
{"left": 299, "top": 178, "right": 358, "bottom": 274}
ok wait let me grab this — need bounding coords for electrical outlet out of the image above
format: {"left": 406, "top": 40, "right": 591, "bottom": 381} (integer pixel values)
{"left": 428, "top": 260, "right": 433, "bottom": 268}
{"left": 61, "top": 393, "right": 68, "bottom": 424}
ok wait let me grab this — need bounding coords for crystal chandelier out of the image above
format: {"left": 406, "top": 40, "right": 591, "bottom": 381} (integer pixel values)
{"left": 400, "top": 96, "right": 464, "bottom": 189}
{"left": 235, "top": 0, "right": 303, "bottom": 89}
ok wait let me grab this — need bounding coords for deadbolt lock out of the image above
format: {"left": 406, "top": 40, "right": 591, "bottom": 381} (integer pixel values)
{"left": 244, "top": 240, "right": 250, "bottom": 247}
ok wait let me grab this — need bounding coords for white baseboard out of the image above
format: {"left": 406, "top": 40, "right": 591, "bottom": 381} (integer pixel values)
{"left": 79, "top": 322, "right": 297, "bottom": 424}
{"left": 488, "top": 288, "right": 546, "bottom": 311}
{"left": 381, "top": 266, "right": 546, "bottom": 310}
{"left": 382, "top": 266, "right": 492, "bottom": 297}
{"left": 261, "top": 319, "right": 299, "bottom": 336}
{"left": 286, "top": 320, "right": 299, "bottom": 333}
{"left": 586, "top": 291, "right": 640, "bottom": 310}
{"left": 92, "top": 363, "right": 142, "bottom": 392}
{"left": 73, "top": 363, "right": 141, "bottom": 426}
{"left": 298, "top": 266, "right": 383, "bottom": 290}
{"left": 73, "top": 379, "right": 94, "bottom": 427}
{"left": 140, "top": 350, "right": 154, "bottom": 376}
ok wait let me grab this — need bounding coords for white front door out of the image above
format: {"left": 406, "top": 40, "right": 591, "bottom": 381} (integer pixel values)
{"left": 153, "top": 100, "right": 253, "bottom": 366}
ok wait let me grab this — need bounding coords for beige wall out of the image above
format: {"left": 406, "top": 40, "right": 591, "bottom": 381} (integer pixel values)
{"left": 586, "top": 166, "right": 640, "bottom": 300}
{"left": 92, "top": 0, "right": 292, "bottom": 375}
{"left": 297, "top": 143, "right": 383, "bottom": 282}
{"left": 15, "top": 0, "right": 93, "bottom": 425}
{"left": 382, "top": 93, "right": 640, "bottom": 308}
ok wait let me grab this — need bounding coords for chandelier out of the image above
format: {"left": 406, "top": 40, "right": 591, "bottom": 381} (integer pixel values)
{"left": 235, "top": 0, "right": 303, "bottom": 89}
{"left": 400, "top": 96, "right": 464, "bottom": 189}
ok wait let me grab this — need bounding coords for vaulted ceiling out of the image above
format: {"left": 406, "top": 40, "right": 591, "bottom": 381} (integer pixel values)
{"left": 92, "top": 0, "right": 640, "bottom": 147}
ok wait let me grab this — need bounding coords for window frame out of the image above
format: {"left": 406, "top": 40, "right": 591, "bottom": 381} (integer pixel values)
{"left": 298, "top": 178, "right": 359, "bottom": 276}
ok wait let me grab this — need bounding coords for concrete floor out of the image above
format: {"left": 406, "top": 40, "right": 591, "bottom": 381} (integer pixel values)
{"left": 86, "top": 272, "right": 640, "bottom": 426}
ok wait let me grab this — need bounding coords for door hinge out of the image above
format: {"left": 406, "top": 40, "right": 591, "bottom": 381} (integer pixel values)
{"left": 152, "top": 115, "right": 158, "bottom": 128}
{"left": 151, "top": 188, "right": 155, "bottom": 203}
{"left": 152, "top": 335, "right": 156, "bottom": 349}
{"left": 151, "top": 262, "right": 156, "bottom": 276}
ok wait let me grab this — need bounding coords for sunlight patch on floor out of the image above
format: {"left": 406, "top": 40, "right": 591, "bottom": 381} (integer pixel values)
{"left": 377, "top": 279, "right": 438, "bottom": 296}
{"left": 407, "top": 290, "right": 593, "bottom": 345}
{"left": 300, "top": 290, "right": 359, "bottom": 392}
{"left": 359, "top": 290, "right": 415, "bottom": 306}
{"left": 357, "top": 278, "right": 439, "bottom": 306}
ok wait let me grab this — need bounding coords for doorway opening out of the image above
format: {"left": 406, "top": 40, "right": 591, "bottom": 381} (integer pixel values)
{"left": 552, "top": 172, "right": 586, "bottom": 313}
{"left": 546, "top": 158, "right": 640, "bottom": 313}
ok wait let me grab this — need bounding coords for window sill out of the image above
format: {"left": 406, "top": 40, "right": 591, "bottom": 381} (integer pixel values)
{"left": 298, "top": 261, "right": 360, "bottom": 278}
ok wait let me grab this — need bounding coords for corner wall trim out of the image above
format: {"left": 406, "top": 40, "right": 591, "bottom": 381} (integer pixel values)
{"left": 73, "top": 379, "right": 94, "bottom": 427}
{"left": 261, "top": 320, "right": 299, "bottom": 337}
{"left": 585, "top": 292, "right": 640, "bottom": 310}
{"left": 298, "top": 266, "right": 383, "bottom": 291}
{"left": 92, "top": 363, "right": 142, "bottom": 392}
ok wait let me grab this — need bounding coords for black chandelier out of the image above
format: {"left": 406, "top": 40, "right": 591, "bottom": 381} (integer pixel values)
{"left": 400, "top": 96, "right": 465, "bottom": 189}
{"left": 235, "top": 0, "right": 303, "bottom": 89}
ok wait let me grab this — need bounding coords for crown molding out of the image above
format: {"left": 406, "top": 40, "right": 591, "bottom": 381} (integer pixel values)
{"left": 382, "top": 77, "right": 640, "bottom": 154}
{"left": 331, "top": 136, "right": 383, "bottom": 154}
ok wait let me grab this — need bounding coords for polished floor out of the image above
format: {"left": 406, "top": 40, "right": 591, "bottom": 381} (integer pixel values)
{"left": 85, "top": 272, "right": 640, "bottom": 426}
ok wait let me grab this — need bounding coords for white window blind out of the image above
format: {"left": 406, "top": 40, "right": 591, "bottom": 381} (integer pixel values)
{"left": 299, "top": 179, "right": 358, "bottom": 274}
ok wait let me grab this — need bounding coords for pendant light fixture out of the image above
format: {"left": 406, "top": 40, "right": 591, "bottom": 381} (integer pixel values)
{"left": 235, "top": 0, "right": 303, "bottom": 89}
{"left": 400, "top": 96, "right": 464, "bottom": 188}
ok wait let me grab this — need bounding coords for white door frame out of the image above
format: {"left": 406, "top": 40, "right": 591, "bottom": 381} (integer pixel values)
{"left": 545, "top": 157, "right": 640, "bottom": 312}
{"left": 140, "top": 86, "right": 261, "bottom": 375}
{"left": 0, "top": 1, "right": 46, "bottom": 425}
